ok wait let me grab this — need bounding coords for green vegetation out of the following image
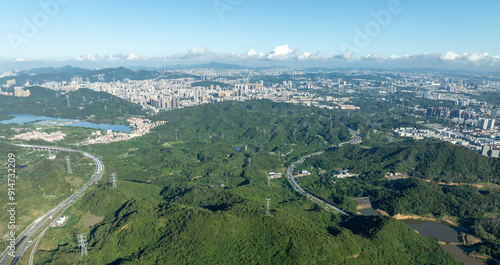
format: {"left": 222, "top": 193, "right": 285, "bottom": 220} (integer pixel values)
{"left": 31, "top": 101, "right": 459, "bottom": 264}
{"left": 297, "top": 141, "right": 500, "bottom": 260}
{"left": 0, "top": 113, "right": 13, "bottom": 121}
{"left": 0, "top": 87, "right": 147, "bottom": 123}
{"left": 0, "top": 67, "right": 160, "bottom": 85}
{"left": 0, "top": 142, "right": 95, "bottom": 250}
{"left": 300, "top": 141, "right": 500, "bottom": 185}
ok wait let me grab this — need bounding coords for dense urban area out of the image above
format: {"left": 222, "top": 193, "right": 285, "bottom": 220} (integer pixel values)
{"left": 1, "top": 66, "right": 499, "bottom": 156}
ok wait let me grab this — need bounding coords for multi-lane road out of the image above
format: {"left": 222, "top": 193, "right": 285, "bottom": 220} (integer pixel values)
{"left": 339, "top": 128, "right": 362, "bottom": 146}
{"left": 287, "top": 152, "right": 349, "bottom": 216}
{"left": 1, "top": 128, "right": 360, "bottom": 263}
{"left": 0, "top": 145, "right": 104, "bottom": 265}
{"left": 286, "top": 128, "right": 362, "bottom": 216}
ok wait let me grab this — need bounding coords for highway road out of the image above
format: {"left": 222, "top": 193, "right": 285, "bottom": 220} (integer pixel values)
{"left": 0, "top": 145, "right": 104, "bottom": 265}
{"left": 287, "top": 152, "right": 349, "bottom": 216}
{"left": 285, "top": 127, "right": 362, "bottom": 216}
{"left": 339, "top": 128, "right": 362, "bottom": 146}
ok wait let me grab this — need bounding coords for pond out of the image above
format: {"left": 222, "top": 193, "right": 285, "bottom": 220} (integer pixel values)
{"left": 401, "top": 219, "right": 460, "bottom": 243}
{"left": 0, "top": 113, "right": 131, "bottom": 133}
{"left": 358, "top": 208, "right": 379, "bottom": 216}
{"left": 401, "top": 219, "right": 483, "bottom": 265}
{"left": 359, "top": 209, "right": 484, "bottom": 265}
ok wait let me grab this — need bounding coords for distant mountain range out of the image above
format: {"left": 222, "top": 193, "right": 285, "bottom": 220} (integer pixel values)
{"left": 6, "top": 64, "right": 500, "bottom": 86}
{"left": 18, "top": 65, "right": 89, "bottom": 75}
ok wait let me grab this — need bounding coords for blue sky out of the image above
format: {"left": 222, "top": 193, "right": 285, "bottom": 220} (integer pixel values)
{"left": 1, "top": 0, "right": 500, "bottom": 69}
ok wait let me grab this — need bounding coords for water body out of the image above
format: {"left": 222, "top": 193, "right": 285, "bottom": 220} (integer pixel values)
{"left": 0, "top": 113, "right": 131, "bottom": 133}
{"left": 401, "top": 220, "right": 483, "bottom": 265}
{"left": 358, "top": 210, "right": 483, "bottom": 265}
{"left": 401, "top": 219, "right": 460, "bottom": 243}
{"left": 441, "top": 245, "right": 483, "bottom": 265}
{"left": 359, "top": 208, "right": 379, "bottom": 216}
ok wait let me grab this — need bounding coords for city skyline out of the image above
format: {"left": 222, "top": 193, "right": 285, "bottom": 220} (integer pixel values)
{"left": 1, "top": 0, "right": 500, "bottom": 70}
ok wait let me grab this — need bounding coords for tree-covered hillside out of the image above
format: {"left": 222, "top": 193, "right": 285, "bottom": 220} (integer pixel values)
{"left": 301, "top": 141, "right": 500, "bottom": 184}
{"left": 0, "top": 87, "right": 147, "bottom": 123}
{"left": 296, "top": 141, "right": 500, "bottom": 260}
{"left": 31, "top": 101, "right": 460, "bottom": 264}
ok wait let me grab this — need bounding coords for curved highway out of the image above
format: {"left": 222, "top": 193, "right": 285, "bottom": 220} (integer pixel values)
{"left": 286, "top": 128, "right": 362, "bottom": 216}
{"left": 287, "top": 152, "right": 349, "bottom": 216}
{"left": 0, "top": 145, "right": 104, "bottom": 265}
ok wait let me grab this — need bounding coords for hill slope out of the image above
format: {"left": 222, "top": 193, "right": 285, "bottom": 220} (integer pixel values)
{"left": 0, "top": 87, "right": 147, "bottom": 123}
{"left": 33, "top": 101, "right": 460, "bottom": 264}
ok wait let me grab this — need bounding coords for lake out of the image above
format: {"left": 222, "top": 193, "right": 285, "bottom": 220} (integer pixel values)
{"left": 401, "top": 220, "right": 483, "bottom": 265}
{"left": 0, "top": 113, "right": 131, "bottom": 133}
{"left": 359, "top": 209, "right": 484, "bottom": 265}
{"left": 401, "top": 219, "right": 460, "bottom": 243}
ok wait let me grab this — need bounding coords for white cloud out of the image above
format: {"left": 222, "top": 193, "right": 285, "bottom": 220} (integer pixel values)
{"left": 7, "top": 49, "right": 500, "bottom": 70}
{"left": 266, "top": 44, "right": 297, "bottom": 60}
{"left": 440, "top": 51, "right": 462, "bottom": 62}
{"left": 241, "top": 49, "right": 265, "bottom": 59}
{"left": 74, "top": 53, "right": 143, "bottom": 62}
{"left": 14, "top": 57, "right": 28, "bottom": 62}
{"left": 435, "top": 51, "right": 500, "bottom": 65}
{"left": 390, "top": 54, "right": 409, "bottom": 60}
{"left": 362, "top": 54, "right": 384, "bottom": 61}
{"left": 297, "top": 51, "right": 326, "bottom": 60}
{"left": 167, "top": 48, "right": 210, "bottom": 60}
{"left": 126, "top": 53, "right": 140, "bottom": 61}
{"left": 334, "top": 51, "right": 353, "bottom": 60}
{"left": 246, "top": 49, "right": 258, "bottom": 56}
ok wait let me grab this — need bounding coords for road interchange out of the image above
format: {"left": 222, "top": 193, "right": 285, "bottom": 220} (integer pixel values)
{"left": 0, "top": 145, "right": 104, "bottom": 265}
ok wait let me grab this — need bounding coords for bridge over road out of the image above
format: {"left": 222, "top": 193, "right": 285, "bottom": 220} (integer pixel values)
{"left": 0, "top": 144, "right": 104, "bottom": 265}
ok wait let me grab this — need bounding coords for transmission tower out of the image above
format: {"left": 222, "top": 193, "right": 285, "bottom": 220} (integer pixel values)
{"left": 266, "top": 198, "right": 271, "bottom": 216}
{"left": 77, "top": 234, "right": 88, "bottom": 257}
{"left": 66, "top": 94, "right": 71, "bottom": 107}
{"left": 65, "top": 156, "right": 73, "bottom": 174}
{"left": 111, "top": 173, "right": 117, "bottom": 189}
{"left": 267, "top": 176, "right": 271, "bottom": 187}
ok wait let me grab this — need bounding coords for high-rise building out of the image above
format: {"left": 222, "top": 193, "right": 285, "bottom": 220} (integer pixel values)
{"left": 478, "top": 118, "right": 495, "bottom": 130}
{"left": 488, "top": 119, "right": 495, "bottom": 129}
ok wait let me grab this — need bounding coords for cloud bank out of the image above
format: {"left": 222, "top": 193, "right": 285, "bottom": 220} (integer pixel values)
{"left": 7, "top": 45, "right": 500, "bottom": 70}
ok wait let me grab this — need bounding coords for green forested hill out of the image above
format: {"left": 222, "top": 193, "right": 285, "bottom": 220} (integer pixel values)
{"left": 0, "top": 87, "right": 146, "bottom": 123}
{"left": 302, "top": 141, "right": 500, "bottom": 184}
{"left": 296, "top": 141, "right": 500, "bottom": 260}
{"left": 32, "top": 101, "right": 460, "bottom": 264}
{"left": 0, "top": 67, "right": 160, "bottom": 85}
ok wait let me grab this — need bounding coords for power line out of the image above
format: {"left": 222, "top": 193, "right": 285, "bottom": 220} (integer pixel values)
{"left": 65, "top": 156, "right": 72, "bottom": 174}
{"left": 111, "top": 173, "right": 117, "bottom": 189}
{"left": 77, "top": 234, "right": 88, "bottom": 257}
{"left": 266, "top": 198, "right": 271, "bottom": 217}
